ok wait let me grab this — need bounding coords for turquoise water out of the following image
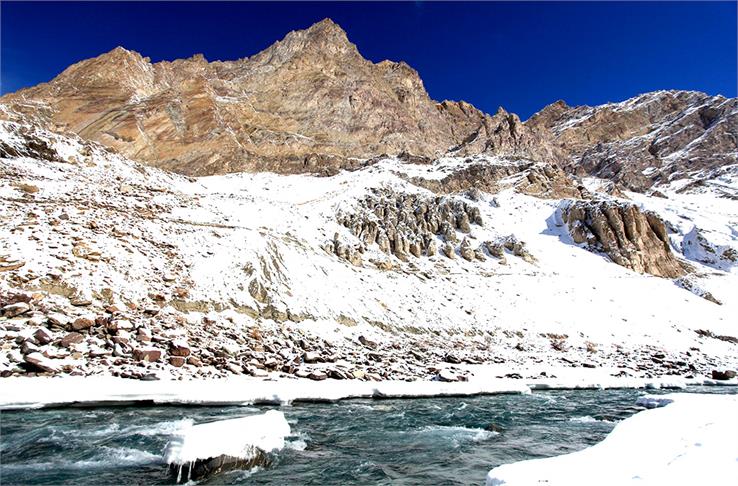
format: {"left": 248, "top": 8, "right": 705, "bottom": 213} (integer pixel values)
{"left": 1, "top": 387, "right": 735, "bottom": 485}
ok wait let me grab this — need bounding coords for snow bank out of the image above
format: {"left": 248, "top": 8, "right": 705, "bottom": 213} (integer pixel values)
{"left": 485, "top": 393, "right": 738, "bottom": 486}
{"left": 163, "top": 410, "right": 290, "bottom": 465}
{"left": 0, "top": 376, "right": 531, "bottom": 410}
{"left": 1, "top": 375, "right": 734, "bottom": 410}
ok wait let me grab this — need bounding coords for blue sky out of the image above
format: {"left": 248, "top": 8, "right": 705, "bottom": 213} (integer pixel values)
{"left": 2, "top": 1, "right": 736, "bottom": 119}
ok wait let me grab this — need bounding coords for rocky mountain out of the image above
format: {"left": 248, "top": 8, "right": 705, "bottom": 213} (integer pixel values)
{"left": 0, "top": 19, "right": 556, "bottom": 176}
{"left": 2, "top": 20, "right": 734, "bottom": 195}
{"left": 527, "top": 90, "right": 738, "bottom": 193}
{"left": 1, "top": 19, "right": 737, "bottom": 383}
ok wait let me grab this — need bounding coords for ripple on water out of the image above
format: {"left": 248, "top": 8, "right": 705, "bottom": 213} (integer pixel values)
{"left": 2, "top": 447, "right": 162, "bottom": 471}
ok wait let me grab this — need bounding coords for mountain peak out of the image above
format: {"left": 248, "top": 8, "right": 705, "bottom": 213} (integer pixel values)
{"left": 307, "top": 17, "right": 345, "bottom": 34}
{"left": 291, "top": 18, "right": 353, "bottom": 52}
{"left": 97, "top": 46, "right": 147, "bottom": 63}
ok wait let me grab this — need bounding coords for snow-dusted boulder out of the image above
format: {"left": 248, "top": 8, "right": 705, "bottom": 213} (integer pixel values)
{"left": 163, "top": 410, "right": 290, "bottom": 483}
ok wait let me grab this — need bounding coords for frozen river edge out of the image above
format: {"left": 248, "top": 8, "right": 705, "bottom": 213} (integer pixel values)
{"left": 1, "top": 373, "right": 736, "bottom": 410}
{"left": 486, "top": 392, "right": 738, "bottom": 486}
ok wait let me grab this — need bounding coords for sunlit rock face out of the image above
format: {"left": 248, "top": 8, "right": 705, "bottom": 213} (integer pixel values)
{"left": 0, "top": 19, "right": 556, "bottom": 176}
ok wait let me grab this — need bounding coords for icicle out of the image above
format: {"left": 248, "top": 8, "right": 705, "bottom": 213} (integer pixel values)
{"left": 176, "top": 463, "right": 183, "bottom": 484}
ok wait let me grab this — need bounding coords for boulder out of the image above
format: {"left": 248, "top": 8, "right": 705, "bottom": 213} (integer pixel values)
{"left": 308, "top": 370, "right": 328, "bottom": 381}
{"left": 303, "top": 351, "right": 321, "bottom": 363}
{"left": 24, "top": 352, "right": 60, "bottom": 373}
{"left": 71, "top": 316, "right": 94, "bottom": 331}
{"left": 107, "top": 319, "right": 134, "bottom": 332}
{"left": 3, "top": 302, "right": 30, "bottom": 318}
{"left": 47, "top": 312, "right": 71, "bottom": 328}
{"left": 358, "top": 335, "right": 378, "bottom": 349}
{"left": 33, "top": 328, "right": 53, "bottom": 345}
{"left": 169, "top": 339, "right": 191, "bottom": 357}
{"left": 712, "top": 369, "right": 737, "bottom": 381}
{"left": 133, "top": 348, "right": 162, "bottom": 362}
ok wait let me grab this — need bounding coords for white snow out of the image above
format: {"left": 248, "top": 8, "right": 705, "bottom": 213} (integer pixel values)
{"left": 163, "top": 410, "right": 290, "bottom": 465}
{"left": 0, "top": 375, "right": 532, "bottom": 410}
{"left": 485, "top": 393, "right": 738, "bottom": 486}
{"left": 0, "top": 375, "right": 734, "bottom": 410}
{"left": 1, "top": 118, "right": 737, "bottom": 382}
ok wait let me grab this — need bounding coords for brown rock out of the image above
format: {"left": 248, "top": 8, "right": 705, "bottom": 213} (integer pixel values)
{"left": 169, "top": 356, "right": 186, "bottom": 367}
{"left": 169, "top": 339, "right": 191, "bottom": 357}
{"left": 60, "top": 332, "right": 84, "bottom": 348}
{"left": 71, "top": 316, "right": 94, "bottom": 331}
{"left": 133, "top": 348, "right": 162, "bottom": 362}
{"left": 24, "top": 352, "right": 60, "bottom": 373}
{"left": 712, "top": 369, "right": 737, "bottom": 381}
{"left": 308, "top": 370, "right": 328, "bottom": 381}
{"left": 2, "top": 302, "right": 30, "bottom": 318}
{"left": 47, "top": 312, "right": 70, "bottom": 328}
{"left": 33, "top": 328, "right": 53, "bottom": 345}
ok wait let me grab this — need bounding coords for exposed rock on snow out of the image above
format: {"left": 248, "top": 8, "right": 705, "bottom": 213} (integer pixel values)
{"left": 681, "top": 226, "right": 737, "bottom": 271}
{"left": 486, "top": 393, "right": 738, "bottom": 486}
{"left": 559, "top": 199, "right": 684, "bottom": 277}
{"left": 527, "top": 90, "right": 738, "bottom": 192}
{"left": 407, "top": 159, "right": 586, "bottom": 200}
{"left": 23, "top": 352, "right": 61, "bottom": 373}
{"left": 163, "top": 410, "right": 290, "bottom": 483}
{"left": 331, "top": 188, "right": 483, "bottom": 262}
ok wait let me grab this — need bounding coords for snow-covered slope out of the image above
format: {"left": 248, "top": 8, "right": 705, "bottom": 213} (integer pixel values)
{"left": 1, "top": 120, "right": 736, "bottom": 381}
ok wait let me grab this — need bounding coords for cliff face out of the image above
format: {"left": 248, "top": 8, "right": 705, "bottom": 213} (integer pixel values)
{"left": 0, "top": 19, "right": 551, "bottom": 176}
{"left": 527, "top": 91, "right": 738, "bottom": 191}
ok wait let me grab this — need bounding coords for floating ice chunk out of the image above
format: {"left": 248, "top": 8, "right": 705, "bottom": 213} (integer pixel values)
{"left": 635, "top": 395, "right": 675, "bottom": 409}
{"left": 163, "top": 410, "right": 290, "bottom": 482}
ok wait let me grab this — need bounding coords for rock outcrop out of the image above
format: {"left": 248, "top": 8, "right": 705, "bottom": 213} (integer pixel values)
{"left": 408, "top": 160, "right": 587, "bottom": 199}
{"left": 559, "top": 200, "right": 684, "bottom": 277}
{"left": 527, "top": 91, "right": 738, "bottom": 191}
{"left": 327, "top": 188, "right": 484, "bottom": 262}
